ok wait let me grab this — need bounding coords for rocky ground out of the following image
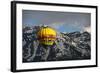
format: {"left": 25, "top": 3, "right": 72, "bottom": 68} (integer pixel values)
{"left": 22, "top": 26, "right": 91, "bottom": 62}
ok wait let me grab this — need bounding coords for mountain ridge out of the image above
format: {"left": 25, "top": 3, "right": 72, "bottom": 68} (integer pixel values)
{"left": 23, "top": 26, "right": 91, "bottom": 62}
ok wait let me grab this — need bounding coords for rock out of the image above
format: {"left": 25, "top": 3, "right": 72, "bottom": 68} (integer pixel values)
{"left": 23, "top": 26, "right": 91, "bottom": 62}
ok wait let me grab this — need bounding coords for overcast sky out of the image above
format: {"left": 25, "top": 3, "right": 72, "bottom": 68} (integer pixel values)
{"left": 23, "top": 10, "right": 91, "bottom": 33}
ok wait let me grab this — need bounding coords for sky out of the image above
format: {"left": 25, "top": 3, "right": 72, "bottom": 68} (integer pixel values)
{"left": 22, "top": 10, "right": 91, "bottom": 33}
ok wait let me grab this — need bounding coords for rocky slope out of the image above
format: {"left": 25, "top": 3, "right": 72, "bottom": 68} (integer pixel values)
{"left": 22, "top": 26, "right": 91, "bottom": 62}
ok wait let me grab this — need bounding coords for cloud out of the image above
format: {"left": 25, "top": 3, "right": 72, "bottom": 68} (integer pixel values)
{"left": 23, "top": 10, "right": 91, "bottom": 33}
{"left": 83, "top": 26, "right": 91, "bottom": 33}
{"left": 48, "top": 22, "right": 65, "bottom": 29}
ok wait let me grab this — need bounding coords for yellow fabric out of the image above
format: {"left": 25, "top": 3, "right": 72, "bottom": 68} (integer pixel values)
{"left": 37, "top": 27, "right": 56, "bottom": 45}
{"left": 38, "top": 27, "right": 56, "bottom": 36}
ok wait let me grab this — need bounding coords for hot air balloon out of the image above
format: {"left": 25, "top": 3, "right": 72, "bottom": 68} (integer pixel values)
{"left": 37, "top": 26, "right": 57, "bottom": 45}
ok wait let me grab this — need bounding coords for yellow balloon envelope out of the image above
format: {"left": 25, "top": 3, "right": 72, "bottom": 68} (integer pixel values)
{"left": 37, "top": 27, "right": 56, "bottom": 45}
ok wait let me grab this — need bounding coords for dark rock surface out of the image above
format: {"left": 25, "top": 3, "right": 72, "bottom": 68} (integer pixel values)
{"left": 22, "top": 26, "right": 91, "bottom": 62}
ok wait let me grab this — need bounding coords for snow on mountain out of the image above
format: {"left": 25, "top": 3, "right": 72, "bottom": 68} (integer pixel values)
{"left": 22, "top": 26, "right": 91, "bottom": 62}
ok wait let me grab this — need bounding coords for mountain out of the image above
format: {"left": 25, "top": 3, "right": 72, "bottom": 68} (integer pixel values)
{"left": 22, "top": 26, "right": 91, "bottom": 62}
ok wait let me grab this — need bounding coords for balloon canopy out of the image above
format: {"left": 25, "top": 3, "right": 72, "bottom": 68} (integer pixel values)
{"left": 37, "top": 27, "right": 57, "bottom": 45}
